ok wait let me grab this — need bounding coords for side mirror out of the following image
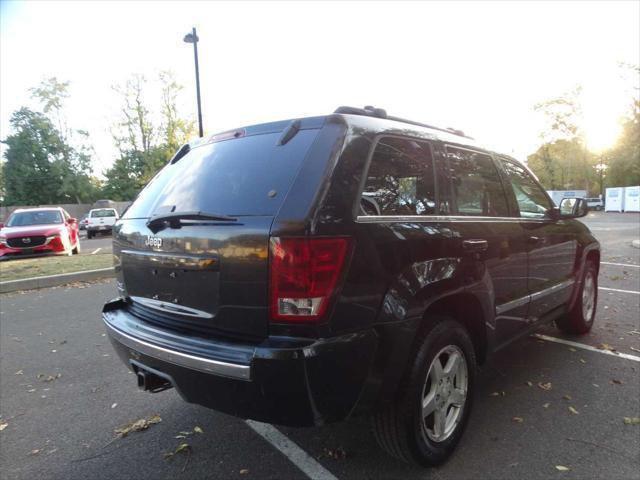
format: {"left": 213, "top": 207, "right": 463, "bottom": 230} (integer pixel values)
{"left": 68, "top": 217, "right": 77, "bottom": 224}
{"left": 558, "top": 198, "right": 588, "bottom": 219}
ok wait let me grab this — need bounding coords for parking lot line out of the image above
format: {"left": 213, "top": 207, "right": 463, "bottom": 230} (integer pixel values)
{"left": 91, "top": 248, "right": 102, "bottom": 255}
{"left": 601, "top": 261, "right": 640, "bottom": 268}
{"left": 599, "top": 286, "right": 640, "bottom": 295}
{"left": 532, "top": 334, "right": 640, "bottom": 362}
{"left": 245, "top": 420, "right": 339, "bottom": 480}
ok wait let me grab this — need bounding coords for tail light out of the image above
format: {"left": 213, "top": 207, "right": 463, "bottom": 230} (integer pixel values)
{"left": 269, "top": 237, "right": 351, "bottom": 323}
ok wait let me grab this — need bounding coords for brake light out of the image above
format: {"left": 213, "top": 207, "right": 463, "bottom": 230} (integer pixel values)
{"left": 269, "top": 237, "right": 351, "bottom": 323}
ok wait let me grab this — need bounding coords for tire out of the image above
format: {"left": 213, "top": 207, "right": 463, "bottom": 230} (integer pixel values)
{"left": 87, "top": 231, "right": 93, "bottom": 240}
{"left": 372, "top": 317, "right": 476, "bottom": 466}
{"left": 556, "top": 261, "right": 598, "bottom": 334}
{"left": 72, "top": 240, "right": 80, "bottom": 255}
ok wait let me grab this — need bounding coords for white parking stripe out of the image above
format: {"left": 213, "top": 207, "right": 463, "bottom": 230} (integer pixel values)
{"left": 532, "top": 334, "right": 640, "bottom": 362}
{"left": 91, "top": 248, "right": 101, "bottom": 255}
{"left": 601, "top": 262, "right": 640, "bottom": 268}
{"left": 245, "top": 420, "right": 339, "bottom": 480}
{"left": 599, "top": 286, "right": 640, "bottom": 295}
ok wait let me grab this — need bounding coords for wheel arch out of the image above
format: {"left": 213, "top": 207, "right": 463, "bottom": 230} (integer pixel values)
{"left": 418, "top": 292, "right": 488, "bottom": 366}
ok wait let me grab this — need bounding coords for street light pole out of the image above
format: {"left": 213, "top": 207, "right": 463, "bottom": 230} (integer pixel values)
{"left": 184, "top": 27, "right": 203, "bottom": 138}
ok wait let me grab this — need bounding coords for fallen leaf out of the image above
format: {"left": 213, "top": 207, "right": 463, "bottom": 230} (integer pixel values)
{"left": 562, "top": 395, "right": 572, "bottom": 401}
{"left": 240, "top": 469, "right": 249, "bottom": 475}
{"left": 538, "top": 382, "right": 552, "bottom": 391}
{"left": 111, "top": 403, "right": 118, "bottom": 409}
{"left": 175, "top": 435, "right": 187, "bottom": 439}
{"left": 598, "top": 343, "right": 615, "bottom": 352}
{"left": 592, "top": 383, "right": 599, "bottom": 388}
{"left": 623, "top": 417, "right": 640, "bottom": 425}
{"left": 323, "top": 447, "right": 347, "bottom": 459}
{"left": 543, "top": 403, "right": 551, "bottom": 409}
{"left": 179, "top": 431, "right": 192, "bottom": 436}
{"left": 14, "top": 370, "right": 23, "bottom": 375}
{"left": 512, "top": 417, "right": 524, "bottom": 423}
{"left": 568, "top": 347, "right": 576, "bottom": 352}
{"left": 489, "top": 392, "right": 500, "bottom": 397}
{"left": 164, "top": 442, "right": 191, "bottom": 459}
{"left": 51, "top": 350, "right": 57, "bottom": 353}
{"left": 555, "top": 465, "right": 570, "bottom": 472}
{"left": 630, "top": 347, "right": 640, "bottom": 353}
{"left": 610, "top": 379, "right": 623, "bottom": 385}
{"left": 579, "top": 359, "right": 586, "bottom": 364}
{"left": 0, "top": 422, "right": 7, "bottom": 431}
{"left": 525, "top": 381, "right": 533, "bottom": 387}
{"left": 114, "top": 414, "right": 162, "bottom": 438}
{"left": 29, "top": 449, "right": 40, "bottom": 455}
{"left": 568, "top": 406, "right": 579, "bottom": 415}
{"left": 193, "top": 426, "right": 203, "bottom": 434}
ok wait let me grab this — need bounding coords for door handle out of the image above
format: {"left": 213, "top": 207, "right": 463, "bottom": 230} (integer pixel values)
{"left": 462, "top": 239, "right": 489, "bottom": 253}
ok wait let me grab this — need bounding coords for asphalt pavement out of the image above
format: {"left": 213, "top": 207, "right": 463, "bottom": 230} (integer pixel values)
{"left": 78, "top": 233, "right": 113, "bottom": 256}
{"left": 1, "top": 212, "right": 639, "bottom": 480}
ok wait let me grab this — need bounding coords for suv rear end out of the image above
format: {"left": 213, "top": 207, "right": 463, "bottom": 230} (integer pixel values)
{"left": 103, "top": 115, "right": 378, "bottom": 426}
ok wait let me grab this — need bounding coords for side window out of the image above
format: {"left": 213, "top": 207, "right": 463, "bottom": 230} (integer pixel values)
{"left": 500, "top": 160, "right": 551, "bottom": 219}
{"left": 444, "top": 147, "right": 509, "bottom": 217}
{"left": 360, "top": 137, "right": 436, "bottom": 216}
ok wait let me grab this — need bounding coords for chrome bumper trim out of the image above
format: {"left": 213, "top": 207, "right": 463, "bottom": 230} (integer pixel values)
{"left": 103, "top": 318, "right": 252, "bottom": 381}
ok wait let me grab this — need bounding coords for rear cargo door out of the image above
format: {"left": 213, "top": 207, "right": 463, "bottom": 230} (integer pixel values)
{"left": 114, "top": 124, "right": 322, "bottom": 340}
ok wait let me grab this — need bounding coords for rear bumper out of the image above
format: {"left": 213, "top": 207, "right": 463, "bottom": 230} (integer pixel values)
{"left": 103, "top": 298, "right": 378, "bottom": 426}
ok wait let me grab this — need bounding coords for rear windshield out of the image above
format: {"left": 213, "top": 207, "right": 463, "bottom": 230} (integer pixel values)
{"left": 124, "top": 130, "right": 319, "bottom": 219}
{"left": 7, "top": 210, "right": 62, "bottom": 226}
{"left": 91, "top": 209, "right": 117, "bottom": 218}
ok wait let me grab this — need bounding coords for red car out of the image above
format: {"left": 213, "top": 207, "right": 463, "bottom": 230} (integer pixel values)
{"left": 0, "top": 207, "right": 81, "bottom": 258}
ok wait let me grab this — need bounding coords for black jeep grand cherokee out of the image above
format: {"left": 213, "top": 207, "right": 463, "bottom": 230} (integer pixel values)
{"left": 104, "top": 106, "right": 600, "bottom": 466}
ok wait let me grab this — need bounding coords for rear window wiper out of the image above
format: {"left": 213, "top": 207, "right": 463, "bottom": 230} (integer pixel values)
{"left": 147, "top": 211, "right": 237, "bottom": 232}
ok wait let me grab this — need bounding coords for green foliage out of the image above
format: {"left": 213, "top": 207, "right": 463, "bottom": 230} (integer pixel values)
{"left": 606, "top": 99, "right": 640, "bottom": 187}
{"left": 1, "top": 108, "right": 97, "bottom": 205}
{"left": 527, "top": 139, "right": 598, "bottom": 192}
{"left": 102, "top": 71, "right": 195, "bottom": 200}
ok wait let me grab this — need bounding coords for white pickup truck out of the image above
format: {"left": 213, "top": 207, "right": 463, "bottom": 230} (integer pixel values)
{"left": 86, "top": 208, "right": 119, "bottom": 239}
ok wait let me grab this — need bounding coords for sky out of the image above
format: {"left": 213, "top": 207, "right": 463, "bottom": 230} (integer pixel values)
{"left": 1, "top": 1, "right": 639, "bottom": 177}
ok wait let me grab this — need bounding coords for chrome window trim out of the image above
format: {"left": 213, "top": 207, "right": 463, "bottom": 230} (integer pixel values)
{"left": 103, "top": 319, "right": 252, "bottom": 381}
{"left": 355, "top": 215, "right": 550, "bottom": 224}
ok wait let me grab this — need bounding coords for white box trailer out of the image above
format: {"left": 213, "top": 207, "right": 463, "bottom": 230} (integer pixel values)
{"left": 605, "top": 187, "right": 625, "bottom": 212}
{"left": 624, "top": 186, "right": 640, "bottom": 212}
{"left": 546, "top": 190, "right": 588, "bottom": 207}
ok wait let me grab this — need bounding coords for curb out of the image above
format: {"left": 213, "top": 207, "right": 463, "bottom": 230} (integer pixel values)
{"left": 632, "top": 240, "right": 640, "bottom": 249}
{"left": 0, "top": 267, "right": 115, "bottom": 294}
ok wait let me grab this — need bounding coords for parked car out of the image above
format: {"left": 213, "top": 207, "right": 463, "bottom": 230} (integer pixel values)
{"left": 586, "top": 197, "right": 604, "bottom": 211}
{"left": 86, "top": 208, "right": 119, "bottom": 239}
{"left": 79, "top": 214, "right": 89, "bottom": 231}
{"left": 0, "top": 207, "right": 80, "bottom": 258}
{"left": 103, "top": 107, "right": 600, "bottom": 466}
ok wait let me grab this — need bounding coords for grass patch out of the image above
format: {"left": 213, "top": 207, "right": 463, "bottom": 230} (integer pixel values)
{"left": 0, "top": 253, "right": 113, "bottom": 282}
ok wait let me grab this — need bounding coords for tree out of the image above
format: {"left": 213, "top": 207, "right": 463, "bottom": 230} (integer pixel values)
{"left": 103, "top": 71, "right": 195, "bottom": 199}
{"left": 606, "top": 98, "right": 640, "bottom": 187}
{"left": 2, "top": 108, "right": 66, "bottom": 205}
{"left": 2, "top": 107, "right": 98, "bottom": 206}
{"left": 29, "top": 77, "right": 70, "bottom": 137}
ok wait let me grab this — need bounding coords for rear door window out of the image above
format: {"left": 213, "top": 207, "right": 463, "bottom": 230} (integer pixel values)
{"left": 91, "top": 209, "right": 117, "bottom": 218}
{"left": 443, "top": 147, "right": 509, "bottom": 217}
{"left": 360, "top": 136, "right": 437, "bottom": 216}
{"left": 123, "top": 130, "right": 319, "bottom": 219}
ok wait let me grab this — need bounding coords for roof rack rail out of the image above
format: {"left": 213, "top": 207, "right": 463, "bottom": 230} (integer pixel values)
{"left": 333, "top": 105, "right": 472, "bottom": 139}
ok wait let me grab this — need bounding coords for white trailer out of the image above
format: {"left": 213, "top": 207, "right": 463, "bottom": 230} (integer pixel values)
{"left": 546, "top": 190, "right": 588, "bottom": 207}
{"left": 605, "top": 187, "right": 625, "bottom": 212}
{"left": 624, "top": 186, "right": 640, "bottom": 212}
